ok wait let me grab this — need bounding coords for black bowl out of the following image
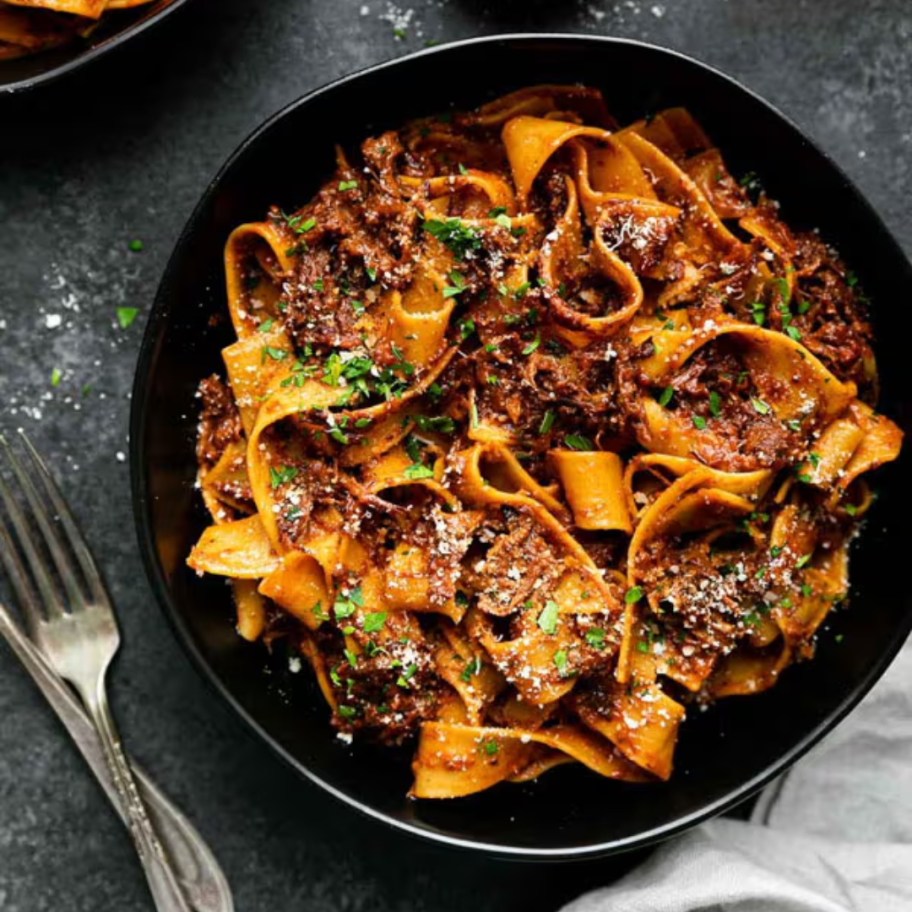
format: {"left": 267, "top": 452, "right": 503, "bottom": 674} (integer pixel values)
{"left": 131, "top": 34, "right": 912, "bottom": 859}
{"left": 0, "top": 0, "right": 193, "bottom": 94}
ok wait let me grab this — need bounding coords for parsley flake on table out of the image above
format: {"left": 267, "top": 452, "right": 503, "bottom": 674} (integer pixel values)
{"left": 116, "top": 307, "right": 139, "bottom": 329}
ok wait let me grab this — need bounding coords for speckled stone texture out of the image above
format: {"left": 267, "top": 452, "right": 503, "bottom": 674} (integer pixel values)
{"left": 0, "top": 1, "right": 909, "bottom": 909}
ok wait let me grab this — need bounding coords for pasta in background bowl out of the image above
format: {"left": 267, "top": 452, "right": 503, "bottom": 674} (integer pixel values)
{"left": 133, "top": 35, "right": 912, "bottom": 855}
{"left": 0, "top": 0, "right": 187, "bottom": 92}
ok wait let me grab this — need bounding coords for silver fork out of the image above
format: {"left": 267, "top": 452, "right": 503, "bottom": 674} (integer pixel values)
{"left": 0, "top": 431, "right": 192, "bottom": 912}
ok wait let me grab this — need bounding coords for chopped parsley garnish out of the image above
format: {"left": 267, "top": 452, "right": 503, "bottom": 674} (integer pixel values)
{"left": 351, "top": 299, "right": 366, "bottom": 315}
{"left": 482, "top": 739, "right": 500, "bottom": 756}
{"left": 658, "top": 386, "right": 675, "bottom": 407}
{"left": 328, "top": 425, "right": 349, "bottom": 445}
{"left": 116, "top": 307, "right": 139, "bottom": 329}
{"left": 458, "top": 318, "right": 476, "bottom": 340}
{"left": 787, "top": 419, "right": 802, "bottom": 432}
{"left": 489, "top": 206, "right": 508, "bottom": 218}
{"left": 785, "top": 325, "right": 802, "bottom": 341}
{"left": 461, "top": 657, "right": 482, "bottom": 682}
{"left": 405, "top": 433, "right": 423, "bottom": 463}
{"left": 709, "top": 390, "right": 722, "bottom": 417}
{"left": 808, "top": 452, "right": 822, "bottom": 468}
{"left": 844, "top": 503, "right": 859, "bottom": 517}
{"left": 693, "top": 415, "right": 708, "bottom": 430}
{"left": 337, "top": 705, "right": 357, "bottom": 719}
{"left": 50, "top": 368, "right": 62, "bottom": 387}
{"left": 539, "top": 409, "right": 556, "bottom": 435}
{"left": 495, "top": 213, "right": 513, "bottom": 230}
{"left": 365, "top": 266, "right": 378, "bottom": 282}
{"left": 416, "top": 415, "right": 456, "bottom": 434}
{"left": 404, "top": 463, "right": 435, "bottom": 480}
{"left": 422, "top": 217, "right": 483, "bottom": 260}
{"left": 564, "top": 433, "right": 593, "bottom": 451}
{"left": 751, "top": 397, "right": 771, "bottom": 415}
{"left": 625, "top": 586, "right": 645, "bottom": 605}
{"left": 313, "top": 278, "right": 325, "bottom": 291}
{"left": 311, "top": 602, "right": 328, "bottom": 622}
{"left": 751, "top": 300, "right": 766, "bottom": 326}
{"left": 262, "top": 345, "right": 288, "bottom": 362}
{"left": 774, "top": 276, "right": 792, "bottom": 307}
{"left": 363, "top": 612, "right": 387, "bottom": 633}
{"left": 269, "top": 465, "right": 298, "bottom": 488}
{"left": 333, "top": 586, "right": 364, "bottom": 619}
{"left": 522, "top": 332, "right": 542, "bottom": 355}
{"left": 553, "top": 649, "right": 570, "bottom": 674}
{"left": 396, "top": 663, "right": 419, "bottom": 688}
{"left": 801, "top": 583, "right": 814, "bottom": 597}
{"left": 586, "top": 628, "right": 607, "bottom": 649}
{"left": 444, "top": 270, "right": 468, "bottom": 299}
{"left": 338, "top": 180, "right": 359, "bottom": 191}
{"left": 636, "top": 641, "right": 650, "bottom": 653}
{"left": 795, "top": 553, "right": 812, "bottom": 569}
{"left": 537, "top": 600, "right": 560, "bottom": 635}
{"left": 258, "top": 318, "right": 275, "bottom": 333}
{"left": 128, "top": 239, "right": 144, "bottom": 252}
{"left": 513, "top": 281, "right": 531, "bottom": 300}
{"left": 284, "top": 213, "right": 316, "bottom": 234}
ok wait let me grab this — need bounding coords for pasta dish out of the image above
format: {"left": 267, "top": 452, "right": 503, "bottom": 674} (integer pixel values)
{"left": 0, "top": 0, "right": 164, "bottom": 59}
{"left": 187, "top": 85, "right": 902, "bottom": 798}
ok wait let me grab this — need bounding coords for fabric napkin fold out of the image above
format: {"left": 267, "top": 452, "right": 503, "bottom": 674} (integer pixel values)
{"left": 562, "top": 643, "right": 912, "bottom": 912}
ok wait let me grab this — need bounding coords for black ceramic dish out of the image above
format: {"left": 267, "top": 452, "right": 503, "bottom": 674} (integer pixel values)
{"left": 131, "top": 34, "right": 912, "bottom": 859}
{"left": 0, "top": 0, "right": 192, "bottom": 94}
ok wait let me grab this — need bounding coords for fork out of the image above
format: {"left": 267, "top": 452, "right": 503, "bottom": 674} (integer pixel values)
{"left": 0, "top": 431, "right": 192, "bottom": 912}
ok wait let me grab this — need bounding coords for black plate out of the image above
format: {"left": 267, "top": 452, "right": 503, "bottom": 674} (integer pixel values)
{"left": 0, "top": 0, "right": 193, "bottom": 94}
{"left": 131, "top": 34, "right": 912, "bottom": 859}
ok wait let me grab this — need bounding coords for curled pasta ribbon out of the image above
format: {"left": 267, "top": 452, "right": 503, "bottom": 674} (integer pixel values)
{"left": 502, "top": 116, "right": 629, "bottom": 203}
{"left": 637, "top": 322, "right": 858, "bottom": 464}
{"left": 466, "top": 84, "right": 614, "bottom": 130}
{"left": 623, "top": 453, "right": 773, "bottom": 523}
{"left": 539, "top": 175, "right": 644, "bottom": 337}
{"left": 405, "top": 171, "right": 517, "bottom": 218}
{"left": 618, "top": 470, "right": 760, "bottom": 683}
{"left": 550, "top": 450, "right": 632, "bottom": 532}
{"left": 612, "top": 130, "right": 741, "bottom": 257}
{"left": 620, "top": 107, "right": 713, "bottom": 162}
{"left": 797, "top": 401, "right": 902, "bottom": 507}
{"left": 455, "top": 441, "right": 571, "bottom": 526}
{"left": 411, "top": 721, "right": 645, "bottom": 798}
{"left": 225, "top": 221, "right": 295, "bottom": 339}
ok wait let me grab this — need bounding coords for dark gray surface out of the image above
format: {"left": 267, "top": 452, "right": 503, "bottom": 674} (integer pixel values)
{"left": 0, "top": 1, "right": 909, "bottom": 910}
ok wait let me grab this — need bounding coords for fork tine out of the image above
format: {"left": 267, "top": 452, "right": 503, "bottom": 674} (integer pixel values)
{"left": 17, "top": 430, "right": 108, "bottom": 607}
{"left": 0, "top": 508, "right": 45, "bottom": 639}
{"left": 0, "top": 434, "right": 85, "bottom": 616}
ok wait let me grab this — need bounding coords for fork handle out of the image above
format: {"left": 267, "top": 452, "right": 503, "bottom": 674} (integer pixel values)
{"left": 84, "top": 682, "right": 193, "bottom": 912}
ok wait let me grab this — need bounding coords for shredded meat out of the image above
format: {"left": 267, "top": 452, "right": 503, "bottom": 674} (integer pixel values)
{"left": 197, "top": 375, "right": 242, "bottom": 466}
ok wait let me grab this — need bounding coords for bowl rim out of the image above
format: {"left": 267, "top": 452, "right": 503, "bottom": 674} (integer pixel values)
{"left": 0, "top": 0, "right": 194, "bottom": 95}
{"left": 130, "top": 31, "right": 912, "bottom": 860}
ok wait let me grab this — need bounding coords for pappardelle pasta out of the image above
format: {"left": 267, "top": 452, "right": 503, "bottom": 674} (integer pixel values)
{"left": 188, "top": 85, "right": 902, "bottom": 798}
{"left": 0, "top": 0, "right": 164, "bottom": 59}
